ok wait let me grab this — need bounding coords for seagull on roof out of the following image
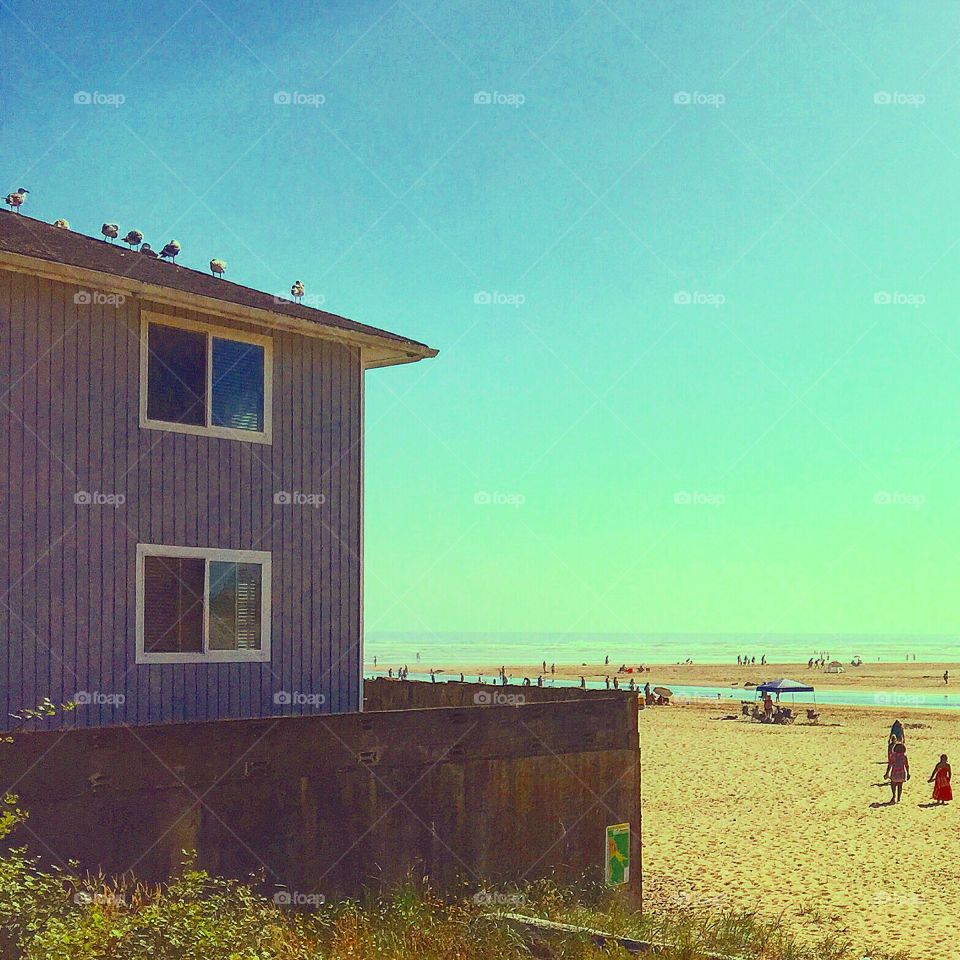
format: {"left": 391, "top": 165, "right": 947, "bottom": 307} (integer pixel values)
{"left": 210, "top": 258, "right": 227, "bottom": 278}
{"left": 53, "top": 219, "right": 70, "bottom": 229}
{"left": 122, "top": 229, "right": 143, "bottom": 250}
{"left": 160, "top": 240, "right": 181, "bottom": 262}
{"left": 5, "top": 188, "right": 28, "bottom": 213}
{"left": 291, "top": 280, "right": 305, "bottom": 303}
{"left": 101, "top": 223, "right": 119, "bottom": 242}
{"left": 140, "top": 243, "right": 158, "bottom": 259}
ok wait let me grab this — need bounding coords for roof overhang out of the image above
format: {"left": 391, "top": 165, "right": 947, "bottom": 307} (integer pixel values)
{"left": 0, "top": 248, "right": 438, "bottom": 370}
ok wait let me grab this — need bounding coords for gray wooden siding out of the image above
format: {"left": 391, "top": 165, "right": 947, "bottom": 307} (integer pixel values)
{"left": 0, "top": 270, "right": 362, "bottom": 730}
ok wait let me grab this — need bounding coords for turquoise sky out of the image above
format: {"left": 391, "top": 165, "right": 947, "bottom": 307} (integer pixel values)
{"left": 4, "top": 2, "right": 960, "bottom": 638}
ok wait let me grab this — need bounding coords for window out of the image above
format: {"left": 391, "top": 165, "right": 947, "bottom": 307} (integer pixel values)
{"left": 136, "top": 544, "right": 271, "bottom": 663}
{"left": 140, "top": 313, "right": 272, "bottom": 443}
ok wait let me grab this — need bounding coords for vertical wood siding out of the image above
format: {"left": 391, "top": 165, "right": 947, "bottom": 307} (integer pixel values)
{"left": 0, "top": 272, "right": 362, "bottom": 730}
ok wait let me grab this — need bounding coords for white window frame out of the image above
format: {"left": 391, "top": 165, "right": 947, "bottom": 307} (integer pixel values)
{"left": 136, "top": 543, "right": 272, "bottom": 664}
{"left": 139, "top": 311, "right": 273, "bottom": 444}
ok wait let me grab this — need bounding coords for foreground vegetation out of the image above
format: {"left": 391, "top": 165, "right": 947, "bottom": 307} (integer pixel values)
{"left": 0, "top": 836, "right": 906, "bottom": 959}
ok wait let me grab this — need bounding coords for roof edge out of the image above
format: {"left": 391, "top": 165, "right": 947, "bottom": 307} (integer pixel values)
{"left": 0, "top": 248, "right": 438, "bottom": 369}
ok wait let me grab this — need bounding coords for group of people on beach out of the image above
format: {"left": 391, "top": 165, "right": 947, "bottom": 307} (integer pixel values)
{"left": 885, "top": 718, "right": 952, "bottom": 806}
{"left": 737, "top": 654, "right": 765, "bottom": 666}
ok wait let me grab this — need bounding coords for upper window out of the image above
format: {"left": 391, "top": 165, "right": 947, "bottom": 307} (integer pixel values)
{"left": 136, "top": 544, "right": 271, "bottom": 663}
{"left": 140, "top": 313, "right": 272, "bottom": 443}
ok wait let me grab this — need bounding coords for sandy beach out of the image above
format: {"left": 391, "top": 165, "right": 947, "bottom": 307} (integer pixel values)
{"left": 640, "top": 699, "right": 960, "bottom": 959}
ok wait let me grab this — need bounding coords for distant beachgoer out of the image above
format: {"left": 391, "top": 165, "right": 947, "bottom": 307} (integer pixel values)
{"left": 429, "top": 669, "right": 435, "bottom": 683}
{"left": 808, "top": 658, "right": 814, "bottom": 669}
{"left": 929, "top": 755, "right": 952, "bottom": 804}
{"left": 613, "top": 677, "right": 619, "bottom": 690}
{"left": 604, "top": 655, "right": 609, "bottom": 665}
{"left": 605, "top": 676, "right": 610, "bottom": 689}
{"left": 629, "top": 679, "right": 635, "bottom": 691}
{"left": 737, "top": 655, "right": 742, "bottom": 665}
{"left": 751, "top": 656, "right": 756, "bottom": 665}
{"left": 889, "top": 743, "right": 910, "bottom": 803}
{"left": 537, "top": 676, "right": 543, "bottom": 687}
{"left": 551, "top": 663, "right": 555, "bottom": 674}
{"left": 763, "top": 694, "right": 774, "bottom": 720}
{"left": 543, "top": 660, "right": 547, "bottom": 674}
{"left": 890, "top": 719, "right": 905, "bottom": 743}
{"left": 388, "top": 668, "right": 393, "bottom": 678}
{"left": 416, "top": 652, "right": 421, "bottom": 663}
{"left": 944, "top": 671, "right": 950, "bottom": 685}
{"left": 580, "top": 676, "right": 586, "bottom": 689}
{"left": 761, "top": 655, "right": 766, "bottom": 666}
{"left": 460, "top": 672, "right": 465, "bottom": 683}
{"left": 373, "top": 656, "right": 377, "bottom": 666}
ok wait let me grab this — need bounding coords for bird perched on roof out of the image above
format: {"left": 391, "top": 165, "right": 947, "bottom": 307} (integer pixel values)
{"left": 101, "top": 223, "right": 119, "bottom": 242}
{"left": 291, "top": 280, "right": 305, "bottom": 303}
{"left": 160, "top": 240, "right": 181, "bottom": 262}
{"left": 5, "top": 188, "right": 29, "bottom": 213}
{"left": 210, "top": 258, "right": 227, "bottom": 278}
{"left": 122, "top": 230, "right": 143, "bottom": 250}
{"left": 52, "top": 219, "right": 70, "bottom": 229}
{"left": 140, "top": 243, "right": 158, "bottom": 259}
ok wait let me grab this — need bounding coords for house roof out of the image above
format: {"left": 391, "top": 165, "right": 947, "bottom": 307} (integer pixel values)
{"left": 0, "top": 210, "right": 437, "bottom": 367}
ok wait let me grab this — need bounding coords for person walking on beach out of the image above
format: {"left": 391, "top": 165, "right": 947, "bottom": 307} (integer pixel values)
{"left": 929, "top": 755, "right": 952, "bottom": 804}
{"left": 890, "top": 718, "right": 905, "bottom": 743}
{"left": 944, "top": 670, "right": 950, "bottom": 685}
{"left": 889, "top": 743, "right": 910, "bottom": 803}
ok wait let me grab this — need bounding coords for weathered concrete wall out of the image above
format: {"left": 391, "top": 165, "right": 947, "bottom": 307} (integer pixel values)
{"left": 365, "top": 677, "right": 642, "bottom": 711}
{"left": 1, "top": 699, "right": 641, "bottom": 900}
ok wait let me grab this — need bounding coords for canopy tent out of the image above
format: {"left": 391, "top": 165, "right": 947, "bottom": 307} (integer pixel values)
{"left": 756, "top": 678, "right": 815, "bottom": 693}
{"left": 756, "top": 678, "right": 817, "bottom": 707}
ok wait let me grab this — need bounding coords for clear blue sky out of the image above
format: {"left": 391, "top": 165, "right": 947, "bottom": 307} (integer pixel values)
{"left": 4, "top": 1, "right": 960, "bottom": 638}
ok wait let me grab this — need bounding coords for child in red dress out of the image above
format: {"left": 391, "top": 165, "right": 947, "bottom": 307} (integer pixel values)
{"left": 929, "top": 755, "right": 952, "bottom": 805}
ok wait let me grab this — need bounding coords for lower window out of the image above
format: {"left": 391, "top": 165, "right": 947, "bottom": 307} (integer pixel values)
{"left": 136, "top": 544, "right": 271, "bottom": 663}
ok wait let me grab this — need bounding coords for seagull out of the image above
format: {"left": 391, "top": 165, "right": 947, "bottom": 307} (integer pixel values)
{"left": 291, "top": 280, "right": 305, "bottom": 303}
{"left": 101, "top": 223, "right": 119, "bottom": 242}
{"left": 122, "top": 230, "right": 143, "bottom": 250}
{"left": 210, "top": 258, "right": 227, "bottom": 278}
{"left": 159, "top": 240, "right": 181, "bottom": 262}
{"left": 140, "top": 243, "right": 158, "bottom": 259}
{"left": 52, "top": 219, "right": 70, "bottom": 229}
{"left": 5, "top": 188, "right": 28, "bottom": 213}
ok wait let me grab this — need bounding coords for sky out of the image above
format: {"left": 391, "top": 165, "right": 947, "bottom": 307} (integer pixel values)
{"left": 3, "top": 1, "right": 960, "bottom": 640}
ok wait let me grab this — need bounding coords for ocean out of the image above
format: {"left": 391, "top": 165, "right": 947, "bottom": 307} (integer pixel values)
{"left": 364, "top": 632, "right": 960, "bottom": 666}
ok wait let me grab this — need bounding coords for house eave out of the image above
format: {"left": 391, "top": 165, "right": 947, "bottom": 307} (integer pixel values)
{"left": 0, "top": 249, "right": 438, "bottom": 369}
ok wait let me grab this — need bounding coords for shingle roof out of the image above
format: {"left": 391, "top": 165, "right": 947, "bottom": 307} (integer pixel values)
{"left": 0, "top": 210, "right": 436, "bottom": 359}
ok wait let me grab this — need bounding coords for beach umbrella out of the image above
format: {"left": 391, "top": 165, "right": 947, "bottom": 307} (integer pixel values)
{"left": 653, "top": 686, "right": 673, "bottom": 698}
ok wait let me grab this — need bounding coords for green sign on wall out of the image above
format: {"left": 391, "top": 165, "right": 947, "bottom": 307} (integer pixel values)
{"left": 605, "top": 823, "right": 630, "bottom": 886}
